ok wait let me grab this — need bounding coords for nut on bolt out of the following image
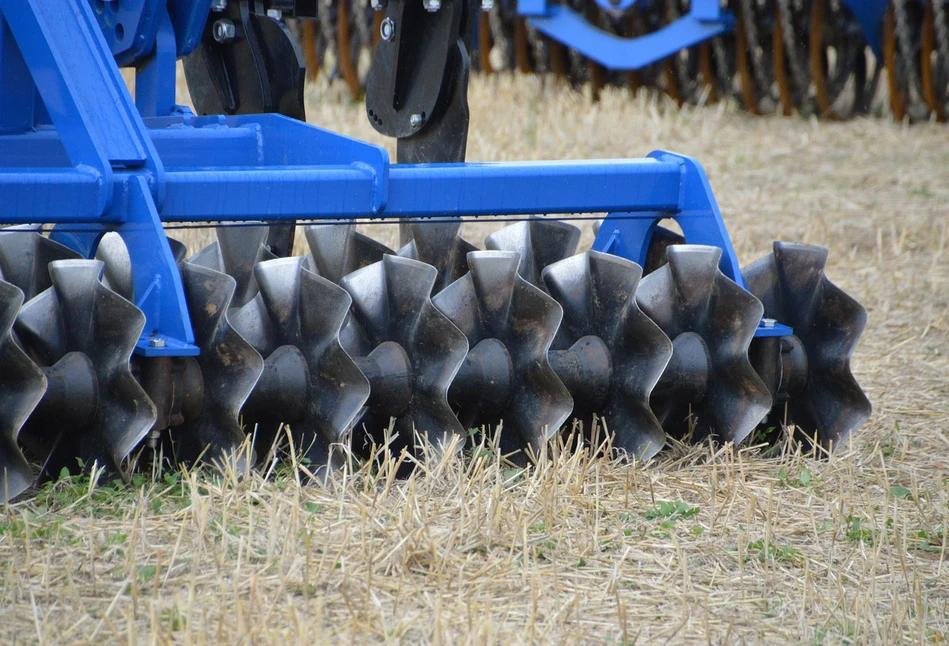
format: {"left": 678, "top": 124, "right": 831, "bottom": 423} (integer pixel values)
{"left": 213, "top": 18, "right": 237, "bottom": 43}
{"left": 762, "top": 318, "right": 776, "bottom": 328}
{"left": 380, "top": 17, "right": 395, "bottom": 41}
{"left": 149, "top": 336, "right": 166, "bottom": 348}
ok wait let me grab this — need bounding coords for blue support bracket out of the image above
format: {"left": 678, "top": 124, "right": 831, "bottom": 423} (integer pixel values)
{"left": 49, "top": 175, "right": 198, "bottom": 357}
{"left": 592, "top": 151, "right": 792, "bottom": 339}
{"left": 842, "top": 0, "right": 889, "bottom": 59}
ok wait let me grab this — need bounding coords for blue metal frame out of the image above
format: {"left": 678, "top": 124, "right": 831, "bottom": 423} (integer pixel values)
{"left": 0, "top": 0, "right": 791, "bottom": 357}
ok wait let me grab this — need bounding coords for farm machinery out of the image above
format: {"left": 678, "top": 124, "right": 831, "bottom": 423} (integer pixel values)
{"left": 311, "top": 0, "right": 949, "bottom": 121}
{"left": 0, "top": 0, "right": 870, "bottom": 503}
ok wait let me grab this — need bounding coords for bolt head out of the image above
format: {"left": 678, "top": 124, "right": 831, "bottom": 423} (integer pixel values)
{"left": 149, "top": 336, "right": 166, "bottom": 348}
{"left": 423, "top": 0, "right": 441, "bottom": 11}
{"left": 265, "top": 8, "right": 282, "bottom": 19}
{"left": 481, "top": 0, "right": 494, "bottom": 9}
{"left": 380, "top": 17, "right": 395, "bottom": 41}
{"left": 213, "top": 19, "right": 236, "bottom": 43}
{"left": 410, "top": 113, "right": 424, "bottom": 128}
{"left": 210, "top": 0, "right": 227, "bottom": 10}
{"left": 370, "top": 0, "right": 387, "bottom": 9}
{"left": 762, "top": 318, "right": 776, "bottom": 328}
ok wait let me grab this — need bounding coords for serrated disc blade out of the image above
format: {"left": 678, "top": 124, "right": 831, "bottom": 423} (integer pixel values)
{"left": 543, "top": 251, "right": 672, "bottom": 459}
{"left": 188, "top": 241, "right": 226, "bottom": 274}
{"left": 305, "top": 222, "right": 392, "bottom": 285}
{"left": 743, "top": 241, "right": 871, "bottom": 447}
{"left": 95, "top": 232, "right": 134, "bottom": 302}
{"left": 398, "top": 222, "right": 478, "bottom": 294}
{"left": 637, "top": 245, "right": 772, "bottom": 444}
{"left": 0, "top": 281, "right": 46, "bottom": 502}
{"left": 171, "top": 259, "right": 264, "bottom": 466}
{"left": 16, "top": 260, "right": 157, "bottom": 479}
{"left": 485, "top": 220, "right": 581, "bottom": 289}
{"left": 435, "top": 251, "right": 573, "bottom": 459}
{"left": 342, "top": 256, "right": 468, "bottom": 458}
{"left": 0, "top": 227, "right": 81, "bottom": 301}
{"left": 216, "top": 225, "right": 272, "bottom": 307}
{"left": 167, "top": 237, "right": 189, "bottom": 265}
{"left": 231, "top": 258, "right": 369, "bottom": 474}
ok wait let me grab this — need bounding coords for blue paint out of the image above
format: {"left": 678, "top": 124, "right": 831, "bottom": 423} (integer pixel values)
{"left": 0, "top": 0, "right": 795, "bottom": 355}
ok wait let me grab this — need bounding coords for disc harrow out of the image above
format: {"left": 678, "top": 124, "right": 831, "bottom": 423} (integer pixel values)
{"left": 298, "top": 0, "right": 949, "bottom": 121}
{"left": 0, "top": 0, "right": 872, "bottom": 501}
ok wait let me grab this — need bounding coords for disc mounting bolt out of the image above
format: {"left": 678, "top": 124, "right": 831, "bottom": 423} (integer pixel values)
{"left": 423, "top": 0, "right": 441, "bottom": 11}
{"left": 213, "top": 19, "right": 237, "bottom": 43}
{"left": 762, "top": 318, "right": 776, "bottom": 328}
{"left": 410, "top": 113, "right": 424, "bottom": 128}
{"left": 149, "top": 336, "right": 166, "bottom": 348}
{"left": 380, "top": 17, "right": 395, "bottom": 41}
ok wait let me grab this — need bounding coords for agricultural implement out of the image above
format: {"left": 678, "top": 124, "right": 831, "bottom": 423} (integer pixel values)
{"left": 0, "top": 0, "right": 870, "bottom": 502}
{"left": 311, "top": 0, "right": 949, "bottom": 121}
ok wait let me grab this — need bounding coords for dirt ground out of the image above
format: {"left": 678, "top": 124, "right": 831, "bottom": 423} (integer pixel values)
{"left": 1, "top": 74, "right": 948, "bottom": 644}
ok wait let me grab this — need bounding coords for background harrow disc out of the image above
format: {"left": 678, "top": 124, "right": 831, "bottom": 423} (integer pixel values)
{"left": 485, "top": 220, "right": 581, "bottom": 291}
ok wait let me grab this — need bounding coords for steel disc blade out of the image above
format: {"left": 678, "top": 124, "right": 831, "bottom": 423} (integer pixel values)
{"left": 0, "top": 227, "right": 81, "bottom": 301}
{"left": 15, "top": 260, "right": 156, "bottom": 479}
{"left": 187, "top": 240, "right": 226, "bottom": 273}
{"left": 341, "top": 255, "right": 468, "bottom": 459}
{"left": 231, "top": 257, "right": 369, "bottom": 475}
{"left": 434, "top": 251, "right": 573, "bottom": 459}
{"left": 742, "top": 242, "right": 871, "bottom": 448}
{"left": 484, "top": 220, "right": 581, "bottom": 290}
{"left": 95, "top": 232, "right": 134, "bottom": 302}
{"left": 543, "top": 251, "right": 672, "bottom": 460}
{"left": 304, "top": 222, "right": 392, "bottom": 285}
{"left": 167, "top": 237, "right": 189, "bottom": 265}
{"left": 637, "top": 245, "right": 772, "bottom": 444}
{"left": 170, "top": 257, "right": 264, "bottom": 467}
{"left": 0, "top": 281, "right": 46, "bottom": 502}
{"left": 398, "top": 221, "right": 478, "bottom": 294}
{"left": 216, "top": 225, "right": 273, "bottom": 307}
